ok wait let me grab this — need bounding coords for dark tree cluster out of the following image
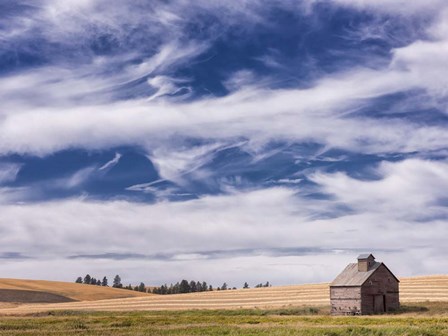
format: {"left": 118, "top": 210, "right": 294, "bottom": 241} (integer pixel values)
{"left": 242, "top": 281, "right": 271, "bottom": 289}
{"left": 138, "top": 280, "right": 275, "bottom": 294}
{"left": 75, "top": 274, "right": 108, "bottom": 287}
{"left": 216, "top": 282, "right": 237, "bottom": 290}
{"left": 122, "top": 282, "right": 147, "bottom": 293}
{"left": 152, "top": 280, "right": 215, "bottom": 294}
{"left": 254, "top": 281, "right": 271, "bottom": 288}
{"left": 75, "top": 274, "right": 148, "bottom": 293}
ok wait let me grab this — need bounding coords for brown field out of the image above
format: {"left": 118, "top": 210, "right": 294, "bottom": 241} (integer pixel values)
{"left": 0, "top": 278, "right": 148, "bottom": 309}
{"left": 0, "top": 275, "right": 446, "bottom": 315}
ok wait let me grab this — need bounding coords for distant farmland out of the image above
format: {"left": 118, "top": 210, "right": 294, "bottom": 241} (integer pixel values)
{"left": 1, "top": 275, "right": 446, "bottom": 314}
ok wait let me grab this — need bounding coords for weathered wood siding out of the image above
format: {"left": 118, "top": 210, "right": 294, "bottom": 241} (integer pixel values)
{"left": 330, "top": 286, "right": 361, "bottom": 315}
{"left": 361, "top": 264, "right": 399, "bottom": 314}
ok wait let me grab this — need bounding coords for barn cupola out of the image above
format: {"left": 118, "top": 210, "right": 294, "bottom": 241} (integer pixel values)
{"left": 357, "top": 254, "right": 375, "bottom": 272}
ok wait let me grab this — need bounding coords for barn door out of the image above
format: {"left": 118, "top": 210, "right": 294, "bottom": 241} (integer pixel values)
{"left": 374, "top": 295, "right": 384, "bottom": 313}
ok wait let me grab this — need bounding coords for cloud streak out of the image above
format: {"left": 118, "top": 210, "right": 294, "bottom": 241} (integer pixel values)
{"left": 0, "top": 159, "right": 446, "bottom": 283}
{"left": 1, "top": 67, "right": 446, "bottom": 158}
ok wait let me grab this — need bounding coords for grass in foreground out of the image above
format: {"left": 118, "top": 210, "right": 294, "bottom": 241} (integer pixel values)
{"left": 0, "top": 303, "right": 447, "bottom": 335}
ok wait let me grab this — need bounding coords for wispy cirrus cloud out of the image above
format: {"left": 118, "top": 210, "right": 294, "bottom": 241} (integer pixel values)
{"left": 0, "top": 0, "right": 447, "bottom": 285}
{"left": 1, "top": 0, "right": 447, "bottom": 163}
{"left": 99, "top": 153, "right": 122, "bottom": 171}
{"left": 326, "top": 0, "right": 447, "bottom": 15}
{"left": 0, "top": 163, "right": 21, "bottom": 184}
{"left": 0, "top": 66, "right": 446, "bottom": 157}
{"left": 0, "top": 158, "right": 446, "bottom": 284}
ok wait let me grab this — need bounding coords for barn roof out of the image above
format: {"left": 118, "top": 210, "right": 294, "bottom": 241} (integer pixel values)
{"left": 357, "top": 253, "right": 374, "bottom": 260}
{"left": 330, "top": 262, "right": 382, "bottom": 287}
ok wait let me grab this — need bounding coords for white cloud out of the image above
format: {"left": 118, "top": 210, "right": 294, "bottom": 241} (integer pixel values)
{"left": 1, "top": 66, "right": 446, "bottom": 159}
{"left": 0, "top": 158, "right": 446, "bottom": 284}
{"left": 99, "top": 152, "right": 122, "bottom": 171}
{"left": 310, "top": 159, "right": 448, "bottom": 220}
{"left": 148, "top": 142, "right": 226, "bottom": 185}
{"left": 0, "top": 163, "right": 22, "bottom": 184}
{"left": 391, "top": 40, "right": 448, "bottom": 102}
{"left": 147, "top": 76, "right": 192, "bottom": 102}
{"left": 223, "top": 70, "right": 259, "bottom": 92}
{"left": 65, "top": 167, "right": 97, "bottom": 189}
{"left": 329, "top": 0, "right": 448, "bottom": 103}
{"left": 0, "top": 41, "right": 206, "bottom": 110}
{"left": 327, "top": 0, "right": 447, "bottom": 15}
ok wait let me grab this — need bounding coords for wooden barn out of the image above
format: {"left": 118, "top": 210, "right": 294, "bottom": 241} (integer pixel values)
{"left": 330, "top": 254, "right": 399, "bottom": 315}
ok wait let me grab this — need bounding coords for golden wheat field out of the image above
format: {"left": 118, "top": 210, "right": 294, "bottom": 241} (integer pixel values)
{"left": 0, "top": 278, "right": 147, "bottom": 307}
{"left": 0, "top": 275, "right": 446, "bottom": 315}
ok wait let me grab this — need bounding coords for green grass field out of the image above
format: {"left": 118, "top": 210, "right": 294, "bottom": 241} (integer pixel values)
{"left": 0, "top": 303, "right": 447, "bottom": 336}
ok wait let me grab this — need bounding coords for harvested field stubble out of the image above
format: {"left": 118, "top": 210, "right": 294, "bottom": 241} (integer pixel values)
{"left": 1, "top": 275, "right": 447, "bottom": 314}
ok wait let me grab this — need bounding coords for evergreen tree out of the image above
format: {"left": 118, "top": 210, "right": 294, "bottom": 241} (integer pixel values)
{"left": 138, "top": 282, "right": 146, "bottom": 292}
{"left": 83, "top": 274, "right": 91, "bottom": 284}
{"left": 75, "top": 277, "right": 83, "bottom": 283}
{"left": 96, "top": 279, "right": 101, "bottom": 286}
{"left": 113, "top": 275, "right": 122, "bottom": 288}
{"left": 202, "top": 281, "right": 208, "bottom": 292}
{"left": 220, "top": 282, "right": 228, "bottom": 290}
{"left": 189, "top": 280, "right": 197, "bottom": 292}
{"left": 90, "top": 277, "right": 97, "bottom": 285}
{"left": 196, "top": 281, "right": 202, "bottom": 292}
{"left": 179, "top": 280, "right": 190, "bottom": 293}
{"left": 101, "top": 276, "right": 108, "bottom": 287}
{"left": 243, "top": 282, "right": 249, "bottom": 289}
{"left": 209, "top": 285, "right": 213, "bottom": 291}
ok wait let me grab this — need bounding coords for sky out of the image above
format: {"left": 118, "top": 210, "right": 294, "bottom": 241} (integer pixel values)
{"left": 0, "top": 0, "right": 447, "bottom": 288}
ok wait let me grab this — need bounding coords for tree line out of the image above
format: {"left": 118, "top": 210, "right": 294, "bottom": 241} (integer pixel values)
{"left": 75, "top": 274, "right": 148, "bottom": 293}
{"left": 152, "top": 280, "right": 215, "bottom": 294}
{"left": 151, "top": 280, "right": 271, "bottom": 294}
{"left": 75, "top": 275, "right": 271, "bottom": 294}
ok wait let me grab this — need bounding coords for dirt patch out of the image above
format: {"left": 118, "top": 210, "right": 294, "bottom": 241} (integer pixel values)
{"left": 0, "top": 289, "right": 75, "bottom": 304}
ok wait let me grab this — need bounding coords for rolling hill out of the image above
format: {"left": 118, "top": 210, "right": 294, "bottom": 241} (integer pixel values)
{"left": 0, "top": 278, "right": 149, "bottom": 307}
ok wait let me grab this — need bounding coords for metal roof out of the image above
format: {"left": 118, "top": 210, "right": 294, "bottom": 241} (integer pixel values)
{"left": 330, "top": 262, "right": 381, "bottom": 287}
{"left": 357, "top": 253, "right": 374, "bottom": 260}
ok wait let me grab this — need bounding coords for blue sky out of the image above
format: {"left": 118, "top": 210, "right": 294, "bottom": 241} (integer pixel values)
{"left": 0, "top": 0, "right": 447, "bottom": 286}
